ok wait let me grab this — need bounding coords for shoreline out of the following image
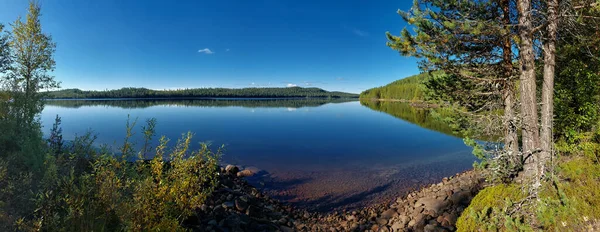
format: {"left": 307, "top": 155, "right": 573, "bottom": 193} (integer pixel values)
{"left": 359, "top": 98, "right": 440, "bottom": 108}
{"left": 196, "top": 166, "right": 484, "bottom": 231}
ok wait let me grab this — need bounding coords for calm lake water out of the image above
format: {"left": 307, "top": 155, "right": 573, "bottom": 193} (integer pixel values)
{"left": 41, "top": 99, "right": 475, "bottom": 211}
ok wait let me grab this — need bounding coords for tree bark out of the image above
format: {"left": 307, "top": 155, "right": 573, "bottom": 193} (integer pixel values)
{"left": 502, "top": 0, "right": 519, "bottom": 157}
{"left": 517, "top": 0, "right": 540, "bottom": 179}
{"left": 540, "top": 0, "right": 559, "bottom": 179}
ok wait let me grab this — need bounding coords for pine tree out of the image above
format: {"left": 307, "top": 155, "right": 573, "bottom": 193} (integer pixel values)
{"left": 387, "top": 0, "right": 521, "bottom": 178}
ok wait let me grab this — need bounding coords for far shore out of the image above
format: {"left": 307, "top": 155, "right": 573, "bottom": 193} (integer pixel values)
{"left": 359, "top": 98, "right": 440, "bottom": 108}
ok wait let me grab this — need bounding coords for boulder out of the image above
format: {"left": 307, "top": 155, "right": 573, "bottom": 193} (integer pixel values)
{"left": 415, "top": 197, "right": 447, "bottom": 214}
{"left": 381, "top": 208, "right": 397, "bottom": 219}
{"left": 222, "top": 201, "right": 234, "bottom": 209}
{"left": 225, "top": 165, "right": 239, "bottom": 175}
{"left": 376, "top": 217, "right": 388, "bottom": 225}
{"left": 390, "top": 220, "right": 405, "bottom": 231}
{"left": 237, "top": 169, "right": 255, "bottom": 178}
{"left": 449, "top": 190, "right": 471, "bottom": 205}
{"left": 235, "top": 198, "right": 249, "bottom": 212}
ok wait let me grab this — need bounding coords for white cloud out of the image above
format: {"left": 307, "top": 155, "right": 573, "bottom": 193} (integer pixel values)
{"left": 287, "top": 83, "right": 297, "bottom": 87}
{"left": 352, "top": 28, "right": 369, "bottom": 37}
{"left": 198, "top": 48, "right": 214, "bottom": 54}
{"left": 336, "top": 77, "right": 345, "bottom": 81}
{"left": 343, "top": 25, "right": 369, "bottom": 37}
{"left": 225, "top": 48, "right": 230, "bottom": 52}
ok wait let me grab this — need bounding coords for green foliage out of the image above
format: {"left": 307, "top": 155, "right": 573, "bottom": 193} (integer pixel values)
{"left": 425, "top": 73, "right": 498, "bottom": 111}
{"left": 456, "top": 184, "right": 531, "bottom": 232}
{"left": 553, "top": 22, "right": 600, "bottom": 138}
{"left": 4, "top": 118, "right": 223, "bottom": 231}
{"left": 0, "top": 1, "right": 59, "bottom": 172}
{"left": 46, "top": 86, "right": 359, "bottom": 99}
{"left": 359, "top": 72, "right": 434, "bottom": 101}
{"left": 0, "top": 23, "right": 10, "bottom": 73}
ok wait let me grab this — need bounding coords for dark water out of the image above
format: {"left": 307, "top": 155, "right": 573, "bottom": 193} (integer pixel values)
{"left": 41, "top": 99, "right": 475, "bottom": 211}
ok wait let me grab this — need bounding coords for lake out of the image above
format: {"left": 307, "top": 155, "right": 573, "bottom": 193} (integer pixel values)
{"left": 41, "top": 99, "right": 475, "bottom": 211}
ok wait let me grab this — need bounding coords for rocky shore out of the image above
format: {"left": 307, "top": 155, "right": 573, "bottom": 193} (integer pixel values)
{"left": 190, "top": 165, "right": 484, "bottom": 231}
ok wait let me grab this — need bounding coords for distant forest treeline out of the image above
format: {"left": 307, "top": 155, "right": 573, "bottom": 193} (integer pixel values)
{"left": 45, "top": 98, "right": 355, "bottom": 109}
{"left": 360, "top": 72, "right": 438, "bottom": 101}
{"left": 45, "top": 87, "right": 359, "bottom": 99}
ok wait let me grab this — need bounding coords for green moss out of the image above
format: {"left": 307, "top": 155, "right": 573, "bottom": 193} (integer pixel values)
{"left": 457, "top": 184, "right": 531, "bottom": 232}
{"left": 537, "top": 152, "right": 600, "bottom": 231}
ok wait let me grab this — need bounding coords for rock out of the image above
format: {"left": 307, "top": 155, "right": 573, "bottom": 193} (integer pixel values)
{"left": 424, "top": 224, "right": 437, "bottom": 232}
{"left": 410, "top": 214, "right": 426, "bottom": 229}
{"left": 415, "top": 197, "right": 447, "bottom": 214}
{"left": 349, "top": 222, "right": 359, "bottom": 230}
{"left": 377, "top": 217, "right": 388, "bottom": 225}
{"left": 391, "top": 220, "right": 405, "bottom": 231}
{"left": 398, "top": 215, "right": 409, "bottom": 226}
{"left": 222, "top": 201, "right": 234, "bottom": 209}
{"left": 408, "top": 219, "right": 416, "bottom": 227}
{"left": 224, "top": 214, "right": 241, "bottom": 227}
{"left": 235, "top": 199, "right": 249, "bottom": 212}
{"left": 278, "top": 218, "right": 287, "bottom": 225}
{"left": 371, "top": 224, "right": 380, "bottom": 231}
{"left": 225, "top": 165, "right": 239, "bottom": 175}
{"left": 246, "top": 205, "right": 260, "bottom": 217}
{"left": 280, "top": 226, "right": 294, "bottom": 232}
{"left": 450, "top": 190, "right": 472, "bottom": 205}
{"left": 237, "top": 169, "right": 255, "bottom": 178}
{"left": 213, "top": 205, "right": 225, "bottom": 215}
{"left": 381, "top": 209, "right": 397, "bottom": 219}
{"left": 436, "top": 215, "right": 444, "bottom": 223}
{"left": 380, "top": 225, "right": 390, "bottom": 232}
{"left": 346, "top": 215, "right": 356, "bottom": 221}
{"left": 443, "top": 213, "right": 457, "bottom": 225}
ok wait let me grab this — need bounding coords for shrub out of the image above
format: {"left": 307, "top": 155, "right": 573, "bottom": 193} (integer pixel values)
{"left": 3, "top": 117, "right": 222, "bottom": 231}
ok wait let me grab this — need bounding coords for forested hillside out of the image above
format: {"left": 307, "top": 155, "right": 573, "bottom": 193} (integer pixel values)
{"left": 45, "top": 98, "right": 354, "bottom": 109}
{"left": 45, "top": 87, "right": 359, "bottom": 99}
{"left": 359, "top": 72, "right": 436, "bottom": 101}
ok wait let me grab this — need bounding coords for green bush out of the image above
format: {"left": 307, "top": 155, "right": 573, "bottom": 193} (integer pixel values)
{"left": 1, "top": 117, "right": 222, "bottom": 231}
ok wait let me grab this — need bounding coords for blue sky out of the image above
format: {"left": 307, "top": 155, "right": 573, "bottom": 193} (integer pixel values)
{"left": 0, "top": 0, "right": 419, "bottom": 93}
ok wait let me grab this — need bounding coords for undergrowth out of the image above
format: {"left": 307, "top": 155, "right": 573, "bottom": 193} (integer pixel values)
{"left": 0, "top": 116, "right": 222, "bottom": 231}
{"left": 457, "top": 128, "right": 600, "bottom": 231}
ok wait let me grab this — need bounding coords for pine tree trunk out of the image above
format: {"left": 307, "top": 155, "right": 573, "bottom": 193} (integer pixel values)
{"left": 517, "top": 0, "right": 540, "bottom": 179}
{"left": 540, "top": 0, "right": 559, "bottom": 179}
{"left": 502, "top": 0, "right": 519, "bottom": 157}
